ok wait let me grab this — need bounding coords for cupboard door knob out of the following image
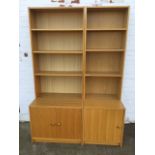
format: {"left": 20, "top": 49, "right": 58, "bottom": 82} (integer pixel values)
{"left": 57, "top": 122, "right": 62, "bottom": 126}
{"left": 116, "top": 126, "right": 121, "bottom": 129}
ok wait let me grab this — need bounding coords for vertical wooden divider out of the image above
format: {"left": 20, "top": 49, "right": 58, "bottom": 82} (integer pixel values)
{"left": 119, "top": 7, "right": 130, "bottom": 146}
{"left": 118, "top": 7, "right": 130, "bottom": 100}
{"left": 81, "top": 7, "right": 87, "bottom": 144}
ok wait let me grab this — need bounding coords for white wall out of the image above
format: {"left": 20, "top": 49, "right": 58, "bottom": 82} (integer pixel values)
{"left": 19, "top": 0, "right": 135, "bottom": 122}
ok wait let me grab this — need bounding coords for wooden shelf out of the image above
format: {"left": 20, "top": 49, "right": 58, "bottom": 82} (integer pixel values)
{"left": 33, "top": 50, "right": 83, "bottom": 54}
{"left": 87, "top": 31, "right": 125, "bottom": 49}
{"left": 85, "top": 94, "right": 124, "bottom": 109}
{"left": 86, "top": 93, "right": 118, "bottom": 100}
{"left": 86, "top": 49, "right": 124, "bottom": 52}
{"left": 35, "top": 71, "right": 82, "bottom": 77}
{"left": 31, "top": 31, "right": 83, "bottom": 51}
{"left": 86, "top": 71, "right": 122, "bottom": 77}
{"left": 30, "top": 93, "right": 82, "bottom": 108}
{"left": 87, "top": 28, "right": 127, "bottom": 31}
{"left": 31, "top": 29, "right": 83, "bottom": 32}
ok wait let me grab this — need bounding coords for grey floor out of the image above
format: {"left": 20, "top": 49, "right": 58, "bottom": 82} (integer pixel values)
{"left": 19, "top": 122, "right": 135, "bottom": 155}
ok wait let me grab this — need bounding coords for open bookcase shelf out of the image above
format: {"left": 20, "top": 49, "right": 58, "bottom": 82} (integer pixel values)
{"left": 29, "top": 6, "right": 129, "bottom": 146}
{"left": 33, "top": 50, "right": 83, "bottom": 54}
{"left": 87, "top": 28, "right": 127, "bottom": 31}
{"left": 35, "top": 71, "right": 82, "bottom": 77}
{"left": 87, "top": 31, "right": 126, "bottom": 49}
{"left": 87, "top": 7, "right": 128, "bottom": 29}
{"left": 30, "top": 8, "right": 83, "bottom": 29}
{"left": 31, "top": 31, "right": 83, "bottom": 51}
{"left": 86, "top": 71, "right": 122, "bottom": 77}
{"left": 31, "top": 29, "right": 83, "bottom": 31}
{"left": 31, "top": 93, "right": 82, "bottom": 108}
{"left": 86, "top": 48, "right": 124, "bottom": 52}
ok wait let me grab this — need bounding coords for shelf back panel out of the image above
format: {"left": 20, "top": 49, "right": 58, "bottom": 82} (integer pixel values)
{"left": 87, "top": 8, "right": 128, "bottom": 29}
{"left": 87, "top": 31, "right": 125, "bottom": 49}
{"left": 86, "top": 53, "right": 122, "bottom": 73}
{"left": 37, "top": 54, "right": 82, "bottom": 72}
{"left": 32, "top": 32, "right": 83, "bottom": 51}
{"left": 30, "top": 9, "right": 83, "bottom": 29}
{"left": 40, "top": 77, "right": 82, "bottom": 94}
{"left": 86, "top": 77, "right": 121, "bottom": 95}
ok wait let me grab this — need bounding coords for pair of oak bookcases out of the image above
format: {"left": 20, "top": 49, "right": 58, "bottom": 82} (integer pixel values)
{"left": 29, "top": 6, "right": 129, "bottom": 146}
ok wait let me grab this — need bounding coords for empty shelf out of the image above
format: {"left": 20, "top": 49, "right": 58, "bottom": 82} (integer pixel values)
{"left": 87, "top": 28, "right": 127, "bottom": 31}
{"left": 33, "top": 50, "right": 83, "bottom": 54}
{"left": 85, "top": 94, "right": 124, "bottom": 109}
{"left": 86, "top": 49, "right": 124, "bottom": 52}
{"left": 30, "top": 93, "right": 82, "bottom": 108}
{"left": 31, "top": 29, "right": 83, "bottom": 31}
{"left": 35, "top": 71, "right": 82, "bottom": 77}
{"left": 86, "top": 71, "right": 122, "bottom": 77}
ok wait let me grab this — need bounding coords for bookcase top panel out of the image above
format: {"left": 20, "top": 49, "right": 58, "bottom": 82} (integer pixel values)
{"left": 29, "top": 6, "right": 129, "bottom": 10}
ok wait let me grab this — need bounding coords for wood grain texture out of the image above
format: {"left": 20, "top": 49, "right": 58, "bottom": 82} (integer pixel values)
{"left": 38, "top": 54, "right": 82, "bottom": 72}
{"left": 32, "top": 31, "right": 83, "bottom": 51}
{"left": 87, "top": 8, "right": 128, "bottom": 29}
{"left": 86, "top": 48, "right": 124, "bottom": 52}
{"left": 31, "top": 9, "right": 83, "bottom": 29}
{"left": 87, "top": 31, "right": 125, "bottom": 49}
{"left": 84, "top": 108, "right": 124, "bottom": 145}
{"left": 35, "top": 71, "right": 82, "bottom": 77}
{"left": 29, "top": 7, "right": 129, "bottom": 145}
{"left": 30, "top": 93, "right": 82, "bottom": 108}
{"left": 30, "top": 107, "right": 82, "bottom": 141}
{"left": 33, "top": 50, "right": 83, "bottom": 54}
{"left": 86, "top": 52, "right": 122, "bottom": 74}
{"left": 86, "top": 77, "right": 121, "bottom": 96}
{"left": 40, "top": 76, "right": 82, "bottom": 94}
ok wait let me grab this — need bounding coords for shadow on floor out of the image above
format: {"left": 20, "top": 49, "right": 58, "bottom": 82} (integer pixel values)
{"left": 19, "top": 122, "right": 135, "bottom": 155}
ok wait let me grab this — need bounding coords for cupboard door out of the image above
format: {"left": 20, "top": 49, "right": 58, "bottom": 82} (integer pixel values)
{"left": 84, "top": 108, "right": 124, "bottom": 145}
{"left": 30, "top": 107, "right": 82, "bottom": 143}
{"left": 56, "top": 108, "right": 82, "bottom": 140}
{"left": 30, "top": 107, "right": 57, "bottom": 139}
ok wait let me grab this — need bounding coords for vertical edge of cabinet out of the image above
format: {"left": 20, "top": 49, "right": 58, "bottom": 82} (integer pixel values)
{"left": 28, "top": 8, "right": 39, "bottom": 98}
{"left": 119, "top": 6, "right": 130, "bottom": 99}
{"left": 120, "top": 107, "right": 126, "bottom": 147}
{"left": 29, "top": 104, "right": 34, "bottom": 142}
{"left": 81, "top": 7, "right": 87, "bottom": 145}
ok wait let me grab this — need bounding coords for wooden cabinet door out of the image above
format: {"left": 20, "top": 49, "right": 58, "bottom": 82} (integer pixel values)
{"left": 84, "top": 108, "right": 124, "bottom": 145}
{"left": 56, "top": 108, "right": 82, "bottom": 140}
{"left": 30, "top": 107, "right": 82, "bottom": 143}
{"left": 30, "top": 107, "right": 57, "bottom": 139}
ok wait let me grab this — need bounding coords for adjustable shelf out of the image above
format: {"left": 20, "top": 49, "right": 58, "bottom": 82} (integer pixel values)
{"left": 86, "top": 71, "right": 122, "bottom": 77}
{"left": 85, "top": 94, "right": 124, "bottom": 109}
{"left": 33, "top": 50, "right": 83, "bottom": 54}
{"left": 87, "top": 7, "right": 128, "bottom": 29}
{"left": 31, "top": 29, "right": 83, "bottom": 32}
{"left": 31, "top": 93, "right": 82, "bottom": 108}
{"left": 86, "top": 48, "right": 125, "bottom": 52}
{"left": 30, "top": 8, "right": 83, "bottom": 30}
{"left": 87, "top": 28, "right": 127, "bottom": 31}
{"left": 35, "top": 71, "right": 82, "bottom": 77}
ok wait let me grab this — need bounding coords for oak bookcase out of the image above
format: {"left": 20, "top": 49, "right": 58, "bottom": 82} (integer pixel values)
{"left": 29, "top": 6, "right": 129, "bottom": 146}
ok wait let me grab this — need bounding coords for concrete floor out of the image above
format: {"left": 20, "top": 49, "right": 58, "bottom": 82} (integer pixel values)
{"left": 19, "top": 123, "right": 135, "bottom": 155}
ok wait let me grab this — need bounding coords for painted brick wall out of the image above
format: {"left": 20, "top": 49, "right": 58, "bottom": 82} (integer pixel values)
{"left": 19, "top": 0, "right": 135, "bottom": 122}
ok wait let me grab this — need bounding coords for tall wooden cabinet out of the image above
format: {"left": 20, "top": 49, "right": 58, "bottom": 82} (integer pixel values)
{"left": 29, "top": 6, "right": 129, "bottom": 146}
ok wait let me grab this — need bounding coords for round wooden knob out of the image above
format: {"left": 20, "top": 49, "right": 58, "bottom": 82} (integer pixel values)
{"left": 57, "top": 122, "right": 62, "bottom": 126}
